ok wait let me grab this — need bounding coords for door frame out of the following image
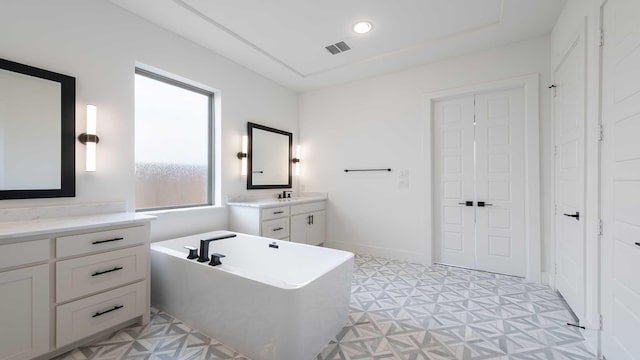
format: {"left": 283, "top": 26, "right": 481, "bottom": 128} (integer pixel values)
{"left": 424, "top": 74, "right": 541, "bottom": 283}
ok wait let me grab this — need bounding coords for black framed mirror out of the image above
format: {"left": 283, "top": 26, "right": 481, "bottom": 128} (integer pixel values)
{"left": 247, "top": 122, "right": 292, "bottom": 189}
{"left": 0, "top": 58, "right": 75, "bottom": 199}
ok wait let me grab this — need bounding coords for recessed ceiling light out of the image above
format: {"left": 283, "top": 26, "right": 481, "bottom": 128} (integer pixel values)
{"left": 353, "top": 21, "right": 372, "bottom": 34}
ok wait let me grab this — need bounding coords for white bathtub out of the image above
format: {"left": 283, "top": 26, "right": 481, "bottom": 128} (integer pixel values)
{"left": 150, "top": 231, "right": 353, "bottom": 360}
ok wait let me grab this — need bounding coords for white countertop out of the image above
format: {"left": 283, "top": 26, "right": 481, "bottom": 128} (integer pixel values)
{"left": 226, "top": 195, "right": 327, "bottom": 208}
{"left": 0, "top": 212, "right": 155, "bottom": 241}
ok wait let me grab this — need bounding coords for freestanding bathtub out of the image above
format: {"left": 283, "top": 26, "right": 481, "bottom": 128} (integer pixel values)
{"left": 150, "top": 231, "right": 353, "bottom": 360}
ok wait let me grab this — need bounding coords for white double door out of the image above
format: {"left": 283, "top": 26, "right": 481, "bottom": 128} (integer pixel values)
{"left": 434, "top": 88, "right": 526, "bottom": 277}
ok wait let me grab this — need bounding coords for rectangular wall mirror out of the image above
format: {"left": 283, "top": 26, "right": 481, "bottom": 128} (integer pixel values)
{"left": 0, "top": 58, "right": 75, "bottom": 199}
{"left": 247, "top": 122, "right": 292, "bottom": 189}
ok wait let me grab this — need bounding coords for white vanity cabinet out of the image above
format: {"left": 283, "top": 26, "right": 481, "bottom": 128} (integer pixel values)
{"left": 290, "top": 202, "right": 326, "bottom": 246}
{"left": 229, "top": 205, "right": 291, "bottom": 240}
{"left": 0, "top": 213, "right": 153, "bottom": 360}
{"left": 228, "top": 196, "right": 326, "bottom": 245}
{"left": 0, "top": 240, "right": 50, "bottom": 360}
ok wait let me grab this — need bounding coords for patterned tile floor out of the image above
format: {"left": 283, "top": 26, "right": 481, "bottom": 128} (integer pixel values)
{"left": 56, "top": 254, "right": 596, "bottom": 360}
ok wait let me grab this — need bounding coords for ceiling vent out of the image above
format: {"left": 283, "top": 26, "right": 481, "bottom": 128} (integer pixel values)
{"left": 325, "top": 41, "right": 351, "bottom": 55}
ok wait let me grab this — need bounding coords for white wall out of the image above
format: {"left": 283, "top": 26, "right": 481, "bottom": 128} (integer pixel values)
{"left": 299, "top": 36, "right": 552, "bottom": 267}
{"left": 550, "top": 0, "right": 603, "bottom": 343}
{"left": 0, "top": 0, "right": 298, "bottom": 241}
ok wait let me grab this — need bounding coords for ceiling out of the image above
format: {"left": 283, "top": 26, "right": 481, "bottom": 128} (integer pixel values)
{"left": 109, "top": 0, "right": 566, "bottom": 92}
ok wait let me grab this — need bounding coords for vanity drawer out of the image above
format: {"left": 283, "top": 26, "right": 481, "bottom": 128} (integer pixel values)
{"left": 0, "top": 239, "right": 49, "bottom": 271}
{"left": 56, "top": 245, "right": 147, "bottom": 302}
{"left": 261, "top": 206, "right": 289, "bottom": 221}
{"left": 56, "top": 280, "right": 146, "bottom": 347}
{"left": 56, "top": 226, "right": 146, "bottom": 258}
{"left": 291, "top": 201, "right": 325, "bottom": 215}
{"left": 261, "top": 218, "right": 289, "bottom": 239}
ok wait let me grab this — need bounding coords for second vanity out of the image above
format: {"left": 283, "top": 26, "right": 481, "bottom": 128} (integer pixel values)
{"left": 227, "top": 193, "right": 326, "bottom": 246}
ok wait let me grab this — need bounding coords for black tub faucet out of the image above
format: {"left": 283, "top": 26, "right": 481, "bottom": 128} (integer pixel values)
{"left": 197, "top": 233, "right": 236, "bottom": 262}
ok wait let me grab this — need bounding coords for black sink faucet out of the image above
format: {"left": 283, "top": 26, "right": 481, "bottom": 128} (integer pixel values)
{"left": 280, "top": 190, "right": 293, "bottom": 198}
{"left": 197, "top": 233, "right": 236, "bottom": 262}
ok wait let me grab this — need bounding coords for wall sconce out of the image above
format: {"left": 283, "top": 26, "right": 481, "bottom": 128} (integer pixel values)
{"left": 237, "top": 135, "right": 248, "bottom": 176}
{"left": 78, "top": 104, "right": 99, "bottom": 172}
{"left": 292, "top": 145, "right": 301, "bottom": 176}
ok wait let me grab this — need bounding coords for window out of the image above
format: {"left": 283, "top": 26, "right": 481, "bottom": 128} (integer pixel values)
{"left": 134, "top": 68, "right": 213, "bottom": 210}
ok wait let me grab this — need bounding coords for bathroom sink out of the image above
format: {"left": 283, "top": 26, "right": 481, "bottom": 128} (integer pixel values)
{"left": 227, "top": 195, "right": 326, "bottom": 208}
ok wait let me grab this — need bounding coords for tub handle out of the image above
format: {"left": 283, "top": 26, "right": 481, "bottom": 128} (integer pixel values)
{"left": 209, "top": 253, "right": 226, "bottom": 266}
{"left": 184, "top": 246, "right": 199, "bottom": 260}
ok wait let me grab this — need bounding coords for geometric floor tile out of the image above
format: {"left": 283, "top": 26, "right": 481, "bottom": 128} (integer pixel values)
{"left": 55, "top": 254, "right": 596, "bottom": 360}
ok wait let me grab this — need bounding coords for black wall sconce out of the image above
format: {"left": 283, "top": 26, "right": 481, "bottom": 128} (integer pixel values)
{"left": 78, "top": 105, "right": 99, "bottom": 172}
{"left": 238, "top": 135, "right": 248, "bottom": 175}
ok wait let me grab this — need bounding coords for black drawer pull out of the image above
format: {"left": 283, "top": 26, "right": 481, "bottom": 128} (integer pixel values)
{"left": 273, "top": 211, "right": 284, "bottom": 214}
{"left": 92, "top": 305, "right": 124, "bottom": 318}
{"left": 92, "top": 266, "right": 123, "bottom": 276}
{"left": 635, "top": 242, "right": 640, "bottom": 247}
{"left": 273, "top": 227, "right": 284, "bottom": 231}
{"left": 92, "top": 237, "right": 124, "bottom": 245}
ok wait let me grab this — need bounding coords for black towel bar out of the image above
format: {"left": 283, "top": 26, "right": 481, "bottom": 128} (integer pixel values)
{"left": 344, "top": 168, "right": 391, "bottom": 172}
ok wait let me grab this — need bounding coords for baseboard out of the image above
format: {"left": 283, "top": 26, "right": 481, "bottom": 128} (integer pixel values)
{"left": 581, "top": 325, "right": 600, "bottom": 358}
{"left": 325, "top": 240, "right": 427, "bottom": 264}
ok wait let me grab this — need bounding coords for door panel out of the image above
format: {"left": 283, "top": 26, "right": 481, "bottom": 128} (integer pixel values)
{"left": 475, "top": 88, "right": 526, "bottom": 277}
{"left": 602, "top": 0, "right": 640, "bottom": 359}
{"left": 554, "top": 24, "right": 587, "bottom": 321}
{"left": 433, "top": 97, "right": 475, "bottom": 268}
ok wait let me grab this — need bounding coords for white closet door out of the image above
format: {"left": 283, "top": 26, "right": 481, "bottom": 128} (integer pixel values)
{"left": 474, "top": 88, "right": 527, "bottom": 277}
{"left": 602, "top": 0, "right": 640, "bottom": 358}
{"left": 433, "top": 96, "right": 476, "bottom": 268}
{"left": 554, "top": 26, "right": 587, "bottom": 321}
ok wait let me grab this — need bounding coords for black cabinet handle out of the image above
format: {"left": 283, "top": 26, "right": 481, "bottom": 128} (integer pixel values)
{"left": 458, "top": 201, "right": 474, "bottom": 207}
{"left": 92, "top": 305, "right": 124, "bottom": 318}
{"left": 273, "top": 211, "right": 284, "bottom": 214}
{"left": 563, "top": 212, "right": 580, "bottom": 221}
{"left": 477, "top": 201, "right": 493, "bottom": 207}
{"left": 92, "top": 237, "right": 124, "bottom": 245}
{"left": 92, "top": 266, "right": 123, "bottom": 277}
{"left": 273, "top": 227, "right": 283, "bottom": 231}
{"left": 634, "top": 242, "right": 640, "bottom": 247}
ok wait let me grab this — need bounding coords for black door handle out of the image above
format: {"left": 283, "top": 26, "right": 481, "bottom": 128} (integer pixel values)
{"left": 477, "top": 202, "right": 493, "bottom": 207}
{"left": 563, "top": 212, "right": 580, "bottom": 221}
{"left": 458, "top": 201, "right": 474, "bottom": 207}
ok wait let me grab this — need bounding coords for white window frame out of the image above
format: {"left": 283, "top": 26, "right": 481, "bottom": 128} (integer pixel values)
{"left": 134, "top": 67, "right": 214, "bottom": 211}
